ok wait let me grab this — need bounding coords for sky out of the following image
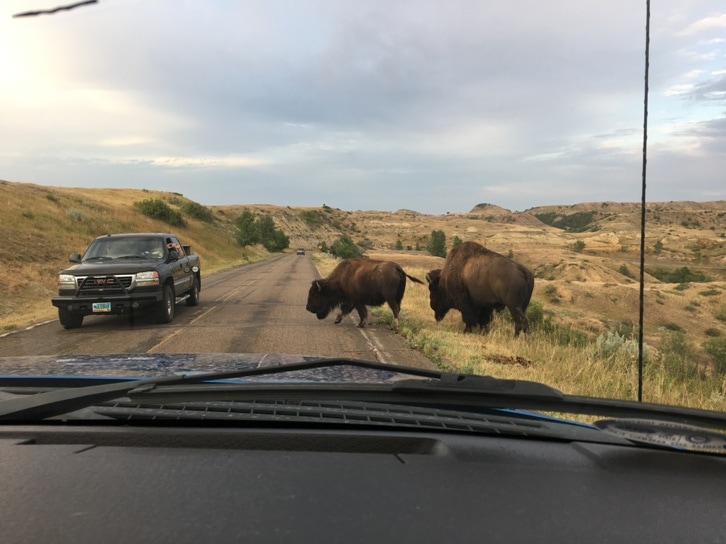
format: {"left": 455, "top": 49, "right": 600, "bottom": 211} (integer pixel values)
{"left": 1, "top": 0, "right": 725, "bottom": 214}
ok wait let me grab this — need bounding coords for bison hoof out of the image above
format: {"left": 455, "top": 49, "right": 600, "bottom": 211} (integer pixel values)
{"left": 334, "top": 315, "right": 343, "bottom": 324}
{"left": 357, "top": 321, "right": 366, "bottom": 328}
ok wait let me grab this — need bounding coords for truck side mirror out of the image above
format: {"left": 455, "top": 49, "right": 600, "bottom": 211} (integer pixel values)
{"left": 69, "top": 253, "right": 82, "bottom": 263}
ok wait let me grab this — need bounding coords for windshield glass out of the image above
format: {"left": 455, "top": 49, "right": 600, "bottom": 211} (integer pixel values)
{"left": 0, "top": 0, "right": 724, "bottom": 419}
{"left": 84, "top": 237, "right": 166, "bottom": 260}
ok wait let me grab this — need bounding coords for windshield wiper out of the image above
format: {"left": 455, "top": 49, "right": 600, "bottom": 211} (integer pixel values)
{"left": 0, "top": 358, "right": 436, "bottom": 420}
{"left": 83, "top": 256, "right": 112, "bottom": 261}
{"left": 1, "top": 357, "right": 725, "bottom": 431}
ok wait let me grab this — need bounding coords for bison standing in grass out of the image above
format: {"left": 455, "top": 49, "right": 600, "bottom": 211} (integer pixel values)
{"left": 426, "top": 241, "right": 534, "bottom": 336}
{"left": 306, "top": 258, "right": 423, "bottom": 330}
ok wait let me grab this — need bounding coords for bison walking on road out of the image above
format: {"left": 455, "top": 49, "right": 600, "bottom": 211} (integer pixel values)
{"left": 306, "top": 258, "right": 423, "bottom": 329}
{"left": 426, "top": 241, "right": 534, "bottom": 336}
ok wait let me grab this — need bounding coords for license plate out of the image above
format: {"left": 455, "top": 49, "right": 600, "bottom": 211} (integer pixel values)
{"left": 92, "top": 302, "right": 112, "bottom": 313}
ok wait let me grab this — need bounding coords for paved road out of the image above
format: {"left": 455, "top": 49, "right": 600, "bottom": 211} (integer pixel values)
{"left": 0, "top": 254, "right": 435, "bottom": 369}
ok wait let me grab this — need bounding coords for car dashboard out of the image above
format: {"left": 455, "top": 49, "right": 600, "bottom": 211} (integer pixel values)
{"left": 1, "top": 422, "right": 724, "bottom": 543}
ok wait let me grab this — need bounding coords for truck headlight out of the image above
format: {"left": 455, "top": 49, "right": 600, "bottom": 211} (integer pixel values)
{"left": 58, "top": 274, "right": 76, "bottom": 289}
{"left": 135, "top": 270, "right": 160, "bottom": 287}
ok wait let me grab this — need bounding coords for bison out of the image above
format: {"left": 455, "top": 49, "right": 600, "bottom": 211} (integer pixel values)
{"left": 306, "top": 257, "right": 423, "bottom": 329}
{"left": 426, "top": 241, "right": 534, "bottom": 336}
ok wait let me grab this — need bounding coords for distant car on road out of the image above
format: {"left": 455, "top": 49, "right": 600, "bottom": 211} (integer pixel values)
{"left": 296, "top": 248, "right": 305, "bottom": 255}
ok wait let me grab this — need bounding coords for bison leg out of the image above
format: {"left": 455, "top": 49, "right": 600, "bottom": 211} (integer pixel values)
{"left": 509, "top": 307, "right": 529, "bottom": 337}
{"left": 334, "top": 301, "right": 355, "bottom": 324}
{"left": 387, "top": 300, "right": 401, "bottom": 331}
{"left": 477, "top": 307, "right": 495, "bottom": 333}
{"left": 460, "top": 308, "right": 479, "bottom": 333}
{"left": 355, "top": 304, "right": 368, "bottom": 328}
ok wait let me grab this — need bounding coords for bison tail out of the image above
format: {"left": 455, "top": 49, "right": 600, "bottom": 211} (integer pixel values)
{"left": 405, "top": 273, "right": 424, "bottom": 284}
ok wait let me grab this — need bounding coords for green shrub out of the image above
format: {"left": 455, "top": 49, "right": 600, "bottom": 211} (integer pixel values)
{"left": 134, "top": 199, "right": 186, "bottom": 227}
{"left": 182, "top": 201, "right": 214, "bottom": 222}
{"left": 535, "top": 211, "right": 596, "bottom": 232}
{"left": 699, "top": 288, "right": 720, "bottom": 297}
{"left": 330, "top": 235, "right": 361, "bottom": 259}
{"left": 525, "top": 300, "right": 545, "bottom": 327}
{"left": 660, "top": 322, "right": 683, "bottom": 332}
{"left": 539, "top": 321, "right": 588, "bottom": 347}
{"left": 659, "top": 331, "right": 699, "bottom": 380}
{"left": 66, "top": 209, "right": 90, "bottom": 222}
{"left": 648, "top": 266, "right": 711, "bottom": 283}
{"left": 704, "top": 328, "right": 721, "bottom": 337}
{"left": 703, "top": 337, "right": 726, "bottom": 373}
{"left": 300, "top": 210, "right": 325, "bottom": 225}
{"left": 595, "top": 331, "right": 649, "bottom": 362}
{"left": 674, "top": 283, "right": 690, "bottom": 291}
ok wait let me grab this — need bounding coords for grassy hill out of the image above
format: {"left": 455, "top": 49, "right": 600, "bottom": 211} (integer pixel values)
{"left": 2, "top": 180, "right": 725, "bottom": 409}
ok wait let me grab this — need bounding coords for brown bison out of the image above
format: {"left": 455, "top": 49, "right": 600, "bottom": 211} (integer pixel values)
{"left": 306, "top": 258, "right": 423, "bottom": 329}
{"left": 426, "top": 241, "right": 534, "bottom": 335}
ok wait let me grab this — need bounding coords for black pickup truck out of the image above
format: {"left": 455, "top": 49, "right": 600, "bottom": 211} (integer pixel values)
{"left": 51, "top": 233, "right": 201, "bottom": 329}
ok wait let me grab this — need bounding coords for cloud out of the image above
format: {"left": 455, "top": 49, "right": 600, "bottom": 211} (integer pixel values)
{"left": 677, "top": 12, "right": 726, "bottom": 37}
{"left": 1, "top": 1, "right": 724, "bottom": 213}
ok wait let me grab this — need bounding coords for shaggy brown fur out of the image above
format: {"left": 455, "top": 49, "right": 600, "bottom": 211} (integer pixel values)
{"left": 306, "top": 258, "right": 423, "bottom": 329}
{"left": 426, "top": 241, "right": 534, "bottom": 335}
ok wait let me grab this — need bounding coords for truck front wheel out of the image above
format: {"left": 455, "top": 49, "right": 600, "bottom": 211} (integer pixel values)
{"left": 155, "top": 284, "right": 175, "bottom": 323}
{"left": 59, "top": 308, "right": 83, "bottom": 329}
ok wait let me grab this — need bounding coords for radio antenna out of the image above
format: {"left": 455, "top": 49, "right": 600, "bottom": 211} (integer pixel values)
{"left": 637, "top": 0, "right": 651, "bottom": 403}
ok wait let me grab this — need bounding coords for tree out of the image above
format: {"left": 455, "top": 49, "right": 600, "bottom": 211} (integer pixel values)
{"left": 427, "top": 230, "right": 446, "bottom": 257}
{"left": 395, "top": 238, "right": 403, "bottom": 250}
{"left": 452, "top": 236, "right": 463, "bottom": 248}
{"left": 256, "top": 214, "right": 277, "bottom": 242}
{"left": 330, "top": 235, "right": 360, "bottom": 259}
{"left": 235, "top": 208, "right": 259, "bottom": 248}
{"left": 257, "top": 214, "right": 290, "bottom": 252}
{"left": 235, "top": 210, "right": 289, "bottom": 252}
{"left": 264, "top": 229, "right": 290, "bottom": 252}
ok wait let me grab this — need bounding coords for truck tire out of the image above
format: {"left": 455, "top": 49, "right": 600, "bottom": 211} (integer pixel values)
{"left": 59, "top": 308, "right": 83, "bottom": 329}
{"left": 155, "top": 284, "right": 175, "bottom": 324}
{"left": 186, "top": 276, "right": 200, "bottom": 306}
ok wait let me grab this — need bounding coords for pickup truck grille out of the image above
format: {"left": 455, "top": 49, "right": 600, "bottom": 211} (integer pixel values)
{"left": 77, "top": 275, "right": 134, "bottom": 296}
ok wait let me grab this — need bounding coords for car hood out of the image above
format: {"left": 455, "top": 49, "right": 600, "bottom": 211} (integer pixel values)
{"left": 62, "top": 261, "right": 164, "bottom": 275}
{"left": 0, "top": 353, "right": 412, "bottom": 383}
{"left": 4, "top": 354, "right": 726, "bottom": 454}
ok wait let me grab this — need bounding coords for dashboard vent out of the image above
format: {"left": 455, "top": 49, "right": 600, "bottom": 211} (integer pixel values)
{"left": 96, "top": 399, "right": 546, "bottom": 436}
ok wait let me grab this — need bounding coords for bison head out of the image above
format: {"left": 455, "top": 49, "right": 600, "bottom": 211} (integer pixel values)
{"left": 306, "top": 279, "right": 335, "bottom": 320}
{"left": 426, "top": 269, "right": 451, "bottom": 322}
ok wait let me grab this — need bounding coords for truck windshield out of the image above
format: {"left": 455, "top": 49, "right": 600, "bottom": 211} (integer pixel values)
{"left": 84, "top": 238, "right": 165, "bottom": 260}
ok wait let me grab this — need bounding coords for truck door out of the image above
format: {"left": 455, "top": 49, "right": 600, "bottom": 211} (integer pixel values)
{"left": 167, "top": 236, "right": 192, "bottom": 295}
